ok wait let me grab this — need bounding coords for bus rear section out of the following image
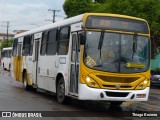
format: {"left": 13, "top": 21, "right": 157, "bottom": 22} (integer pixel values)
{"left": 1, "top": 47, "right": 12, "bottom": 70}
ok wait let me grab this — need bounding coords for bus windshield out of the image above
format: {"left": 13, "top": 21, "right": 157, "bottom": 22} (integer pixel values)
{"left": 84, "top": 31, "right": 150, "bottom": 73}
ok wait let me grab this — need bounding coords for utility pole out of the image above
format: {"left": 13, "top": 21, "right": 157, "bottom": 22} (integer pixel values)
{"left": 46, "top": 9, "right": 60, "bottom": 23}
{"left": 6, "top": 21, "right": 9, "bottom": 46}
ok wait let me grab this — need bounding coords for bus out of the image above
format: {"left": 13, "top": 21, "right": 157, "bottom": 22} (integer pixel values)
{"left": 1, "top": 47, "right": 12, "bottom": 70}
{"left": 11, "top": 13, "right": 150, "bottom": 105}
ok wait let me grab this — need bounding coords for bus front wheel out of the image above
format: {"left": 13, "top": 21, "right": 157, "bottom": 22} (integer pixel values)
{"left": 57, "top": 77, "right": 67, "bottom": 104}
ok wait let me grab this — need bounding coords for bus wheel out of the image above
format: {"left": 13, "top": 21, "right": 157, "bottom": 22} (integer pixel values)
{"left": 110, "top": 101, "right": 123, "bottom": 106}
{"left": 57, "top": 77, "right": 67, "bottom": 104}
{"left": 23, "top": 72, "right": 29, "bottom": 90}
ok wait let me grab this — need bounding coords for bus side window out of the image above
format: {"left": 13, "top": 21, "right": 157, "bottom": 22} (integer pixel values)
{"left": 9, "top": 50, "right": 12, "bottom": 58}
{"left": 58, "top": 26, "right": 70, "bottom": 55}
{"left": 23, "top": 35, "right": 31, "bottom": 56}
{"left": 40, "top": 31, "right": 48, "bottom": 55}
{"left": 4, "top": 51, "right": 6, "bottom": 57}
{"left": 46, "top": 29, "right": 57, "bottom": 55}
{"left": 12, "top": 39, "right": 18, "bottom": 56}
{"left": 29, "top": 35, "right": 34, "bottom": 56}
{"left": 6, "top": 51, "right": 9, "bottom": 57}
{"left": 1, "top": 51, "right": 4, "bottom": 57}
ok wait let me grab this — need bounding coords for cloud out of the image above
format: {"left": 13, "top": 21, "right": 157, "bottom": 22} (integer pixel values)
{"left": 0, "top": 2, "right": 48, "bottom": 20}
{"left": 0, "top": 0, "right": 65, "bottom": 33}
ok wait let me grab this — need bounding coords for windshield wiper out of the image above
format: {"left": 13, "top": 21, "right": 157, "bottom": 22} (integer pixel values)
{"left": 132, "top": 33, "right": 138, "bottom": 59}
{"left": 97, "top": 29, "right": 105, "bottom": 66}
{"left": 98, "top": 29, "right": 105, "bottom": 50}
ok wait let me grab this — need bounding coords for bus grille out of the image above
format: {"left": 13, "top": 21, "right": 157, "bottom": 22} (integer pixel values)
{"left": 103, "top": 85, "right": 132, "bottom": 88}
{"left": 96, "top": 75, "right": 139, "bottom": 83}
{"left": 105, "top": 91, "right": 129, "bottom": 97}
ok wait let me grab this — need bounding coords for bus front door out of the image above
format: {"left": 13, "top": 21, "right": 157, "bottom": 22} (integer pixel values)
{"left": 32, "top": 33, "right": 41, "bottom": 87}
{"left": 70, "top": 33, "right": 80, "bottom": 95}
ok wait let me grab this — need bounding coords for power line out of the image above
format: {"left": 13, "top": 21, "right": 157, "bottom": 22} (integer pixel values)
{"left": 9, "top": 14, "right": 49, "bottom": 23}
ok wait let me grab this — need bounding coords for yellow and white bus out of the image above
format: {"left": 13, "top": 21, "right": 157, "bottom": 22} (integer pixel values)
{"left": 11, "top": 13, "right": 150, "bottom": 105}
{"left": 1, "top": 47, "right": 12, "bottom": 70}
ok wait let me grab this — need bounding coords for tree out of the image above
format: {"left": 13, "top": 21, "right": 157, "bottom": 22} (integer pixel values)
{"left": 103, "top": 0, "right": 160, "bottom": 35}
{"left": 63, "top": 0, "right": 160, "bottom": 35}
{"left": 0, "top": 38, "right": 13, "bottom": 50}
{"left": 63, "top": 0, "right": 92, "bottom": 18}
{"left": 94, "top": 0, "right": 106, "bottom": 3}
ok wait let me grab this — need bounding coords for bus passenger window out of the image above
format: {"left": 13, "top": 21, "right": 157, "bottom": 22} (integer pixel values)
{"left": 29, "top": 35, "right": 34, "bottom": 56}
{"left": 40, "top": 32, "right": 48, "bottom": 55}
{"left": 46, "top": 29, "right": 57, "bottom": 55}
{"left": 58, "top": 26, "right": 70, "bottom": 55}
{"left": 23, "top": 36, "right": 31, "bottom": 56}
{"left": 12, "top": 39, "right": 18, "bottom": 56}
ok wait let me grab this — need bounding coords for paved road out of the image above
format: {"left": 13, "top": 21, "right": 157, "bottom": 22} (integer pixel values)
{"left": 0, "top": 68, "right": 160, "bottom": 120}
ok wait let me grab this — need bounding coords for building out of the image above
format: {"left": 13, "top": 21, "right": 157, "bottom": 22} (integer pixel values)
{"left": 13, "top": 30, "right": 28, "bottom": 34}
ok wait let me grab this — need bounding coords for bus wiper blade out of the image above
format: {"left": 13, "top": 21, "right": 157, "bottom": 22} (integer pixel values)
{"left": 132, "top": 33, "right": 138, "bottom": 59}
{"left": 98, "top": 29, "right": 105, "bottom": 50}
{"left": 98, "top": 29, "right": 105, "bottom": 64}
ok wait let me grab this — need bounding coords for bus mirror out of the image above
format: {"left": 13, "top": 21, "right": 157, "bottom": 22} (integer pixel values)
{"left": 79, "top": 33, "right": 86, "bottom": 45}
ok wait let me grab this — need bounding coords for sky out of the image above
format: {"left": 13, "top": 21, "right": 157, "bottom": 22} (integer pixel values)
{"left": 0, "top": 0, "right": 66, "bottom": 34}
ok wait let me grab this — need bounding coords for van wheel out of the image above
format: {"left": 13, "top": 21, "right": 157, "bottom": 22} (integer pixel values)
{"left": 57, "top": 77, "right": 67, "bottom": 104}
{"left": 23, "top": 72, "right": 29, "bottom": 90}
{"left": 110, "top": 101, "right": 123, "bottom": 106}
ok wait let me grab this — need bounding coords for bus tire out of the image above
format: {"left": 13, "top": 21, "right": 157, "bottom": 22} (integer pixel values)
{"left": 110, "top": 101, "right": 123, "bottom": 106}
{"left": 23, "top": 72, "right": 29, "bottom": 90}
{"left": 57, "top": 77, "right": 67, "bottom": 104}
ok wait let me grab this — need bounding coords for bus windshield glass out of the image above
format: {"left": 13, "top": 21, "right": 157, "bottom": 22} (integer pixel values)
{"left": 84, "top": 31, "right": 150, "bottom": 73}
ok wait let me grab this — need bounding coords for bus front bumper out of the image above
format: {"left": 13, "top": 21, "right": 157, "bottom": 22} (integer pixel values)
{"left": 78, "top": 84, "right": 149, "bottom": 101}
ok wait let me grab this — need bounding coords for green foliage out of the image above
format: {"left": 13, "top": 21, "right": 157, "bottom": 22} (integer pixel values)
{"left": 63, "top": 0, "right": 160, "bottom": 35}
{"left": 0, "top": 38, "right": 13, "bottom": 50}
{"left": 155, "top": 67, "right": 160, "bottom": 71}
{"left": 63, "top": 0, "right": 92, "bottom": 18}
{"left": 104, "top": 0, "right": 160, "bottom": 35}
{"left": 94, "top": 0, "right": 106, "bottom": 3}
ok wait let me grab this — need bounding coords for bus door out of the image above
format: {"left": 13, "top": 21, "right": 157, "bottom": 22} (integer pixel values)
{"left": 17, "top": 38, "right": 23, "bottom": 82}
{"left": 70, "top": 32, "right": 80, "bottom": 95}
{"left": 32, "top": 33, "right": 41, "bottom": 87}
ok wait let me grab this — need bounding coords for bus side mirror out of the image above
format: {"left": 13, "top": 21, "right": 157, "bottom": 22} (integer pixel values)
{"left": 79, "top": 33, "right": 86, "bottom": 45}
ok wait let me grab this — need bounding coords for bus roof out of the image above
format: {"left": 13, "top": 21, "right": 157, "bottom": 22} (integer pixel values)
{"left": 3, "top": 47, "right": 12, "bottom": 51}
{"left": 14, "top": 14, "right": 84, "bottom": 38}
{"left": 14, "top": 13, "right": 148, "bottom": 39}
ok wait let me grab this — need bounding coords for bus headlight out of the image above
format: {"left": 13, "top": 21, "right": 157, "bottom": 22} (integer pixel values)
{"left": 135, "top": 79, "right": 150, "bottom": 90}
{"left": 143, "top": 80, "right": 148, "bottom": 84}
{"left": 82, "top": 75, "right": 100, "bottom": 88}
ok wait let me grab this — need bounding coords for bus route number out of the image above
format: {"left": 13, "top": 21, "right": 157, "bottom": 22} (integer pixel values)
{"left": 85, "top": 56, "right": 97, "bottom": 68}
